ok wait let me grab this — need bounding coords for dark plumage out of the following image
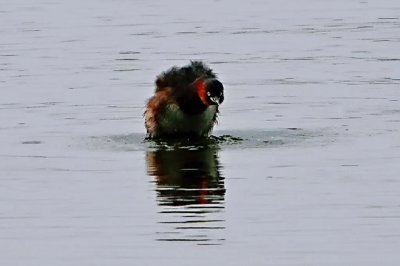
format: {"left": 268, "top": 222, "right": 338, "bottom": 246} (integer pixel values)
{"left": 155, "top": 61, "right": 217, "bottom": 90}
{"left": 144, "top": 61, "right": 224, "bottom": 139}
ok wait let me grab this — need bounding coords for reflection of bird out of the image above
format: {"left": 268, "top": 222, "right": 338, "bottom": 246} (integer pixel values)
{"left": 144, "top": 61, "right": 224, "bottom": 139}
{"left": 146, "top": 147, "right": 225, "bottom": 206}
{"left": 146, "top": 145, "right": 226, "bottom": 244}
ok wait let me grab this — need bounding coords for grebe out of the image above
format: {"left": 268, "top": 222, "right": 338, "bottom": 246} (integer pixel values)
{"left": 144, "top": 61, "right": 224, "bottom": 139}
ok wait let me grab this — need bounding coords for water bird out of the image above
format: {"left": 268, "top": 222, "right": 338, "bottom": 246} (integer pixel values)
{"left": 144, "top": 61, "right": 224, "bottom": 139}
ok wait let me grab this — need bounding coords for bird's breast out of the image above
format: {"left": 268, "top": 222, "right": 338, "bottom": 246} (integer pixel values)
{"left": 158, "top": 104, "right": 217, "bottom": 136}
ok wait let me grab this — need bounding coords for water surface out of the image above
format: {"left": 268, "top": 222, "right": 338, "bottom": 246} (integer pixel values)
{"left": 1, "top": 0, "right": 400, "bottom": 265}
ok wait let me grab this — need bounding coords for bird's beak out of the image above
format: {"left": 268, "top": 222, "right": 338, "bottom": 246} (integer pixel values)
{"left": 209, "top": 96, "right": 220, "bottom": 105}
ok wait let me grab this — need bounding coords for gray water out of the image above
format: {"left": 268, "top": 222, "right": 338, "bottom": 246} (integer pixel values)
{"left": 1, "top": 0, "right": 400, "bottom": 265}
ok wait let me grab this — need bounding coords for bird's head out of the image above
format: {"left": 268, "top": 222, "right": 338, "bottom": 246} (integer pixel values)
{"left": 193, "top": 78, "right": 224, "bottom": 106}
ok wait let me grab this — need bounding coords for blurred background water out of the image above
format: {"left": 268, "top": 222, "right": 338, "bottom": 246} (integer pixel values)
{"left": 1, "top": 0, "right": 400, "bottom": 265}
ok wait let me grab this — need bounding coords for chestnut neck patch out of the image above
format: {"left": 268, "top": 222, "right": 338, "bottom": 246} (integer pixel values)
{"left": 193, "top": 78, "right": 210, "bottom": 107}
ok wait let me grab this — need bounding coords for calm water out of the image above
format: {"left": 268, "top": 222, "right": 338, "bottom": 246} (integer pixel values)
{"left": 1, "top": 0, "right": 400, "bottom": 265}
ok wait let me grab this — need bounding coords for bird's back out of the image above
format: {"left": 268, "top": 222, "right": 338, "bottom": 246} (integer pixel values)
{"left": 155, "top": 61, "right": 217, "bottom": 92}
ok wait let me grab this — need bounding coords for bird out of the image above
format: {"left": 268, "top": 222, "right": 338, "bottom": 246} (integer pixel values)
{"left": 144, "top": 61, "right": 224, "bottom": 139}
